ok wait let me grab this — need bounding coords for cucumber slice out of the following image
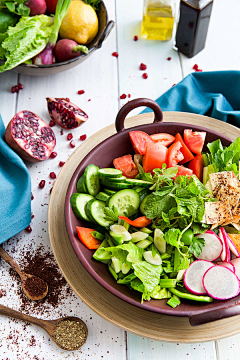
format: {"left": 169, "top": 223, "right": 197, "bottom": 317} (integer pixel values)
{"left": 108, "top": 189, "right": 140, "bottom": 217}
{"left": 76, "top": 175, "right": 88, "bottom": 193}
{"left": 70, "top": 193, "right": 94, "bottom": 221}
{"left": 98, "top": 168, "right": 122, "bottom": 178}
{"left": 86, "top": 199, "right": 113, "bottom": 227}
{"left": 84, "top": 164, "right": 100, "bottom": 197}
{"left": 101, "top": 176, "right": 126, "bottom": 185}
{"left": 125, "top": 178, "right": 152, "bottom": 188}
{"left": 140, "top": 194, "right": 151, "bottom": 215}
{"left": 105, "top": 182, "right": 132, "bottom": 190}
{"left": 96, "top": 192, "right": 110, "bottom": 202}
{"left": 104, "top": 189, "right": 116, "bottom": 195}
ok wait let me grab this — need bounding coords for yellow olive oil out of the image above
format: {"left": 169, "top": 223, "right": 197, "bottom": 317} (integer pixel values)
{"left": 141, "top": 6, "right": 174, "bottom": 41}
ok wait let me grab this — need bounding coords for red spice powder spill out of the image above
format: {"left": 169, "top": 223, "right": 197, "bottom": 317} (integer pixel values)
{"left": 167, "top": 57, "right": 172, "bottom": 61}
{"left": 70, "top": 140, "right": 75, "bottom": 148}
{"left": 23, "top": 276, "right": 47, "bottom": 298}
{"left": 50, "top": 172, "right": 56, "bottom": 179}
{"left": 49, "top": 120, "right": 55, "bottom": 127}
{"left": 80, "top": 134, "right": 87, "bottom": 141}
{"left": 77, "top": 90, "right": 85, "bottom": 95}
{"left": 142, "top": 73, "right": 148, "bottom": 79}
{"left": 49, "top": 151, "right": 57, "bottom": 159}
{"left": 112, "top": 52, "right": 118, "bottom": 57}
{"left": 59, "top": 161, "right": 65, "bottom": 167}
{"left": 134, "top": 35, "right": 138, "bottom": 41}
{"left": 39, "top": 180, "right": 45, "bottom": 189}
{"left": 67, "top": 133, "right": 73, "bottom": 141}
{"left": 25, "top": 225, "right": 32, "bottom": 233}
{"left": 140, "top": 63, "right": 147, "bottom": 71}
{"left": 120, "top": 94, "right": 127, "bottom": 99}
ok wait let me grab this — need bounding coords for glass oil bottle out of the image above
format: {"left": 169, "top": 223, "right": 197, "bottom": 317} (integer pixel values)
{"left": 141, "top": 0, "right": 176, "bottom": 41}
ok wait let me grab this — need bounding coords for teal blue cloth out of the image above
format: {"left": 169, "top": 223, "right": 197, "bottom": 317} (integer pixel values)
{"left": 0, "top": 115, "right": 31, "bottom": 244}
{"left": 142, "top": 71, "right": 240, "bottom": 127}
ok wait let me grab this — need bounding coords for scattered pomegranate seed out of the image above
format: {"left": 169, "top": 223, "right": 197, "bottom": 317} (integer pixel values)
{"left": 77, "top": 90, "right": 85, "bottom": 95}
{"left": 167, "top": 57, "right": 172, "bottom": 61}
{"left": 70, "top": 140, "right": 75, "bottom": 148}
{"left": 25, "top": 225, "right": 32, "bottom": 233}
{"left": 195, "top": 68, "right": 202, "bottom": 72}
{"left": 18, "top": 83, "right": 23, "bottom": 89}
{"left": 142, "top": 73, "right": 148, "bottom": 79}
{"left": 67, "top": 133, "right": 73, "bottom": 141}
{"left": 140, "top": 63, "right": 147, "bottom": 71}
{"left": 172, "top": 84, "right": 176, "bottom": 87}
{"left": 50, "top": 151, "right": 57, "bottom": 159}
{"left": 60, "top": 129, "right": 63, "bottom": 136}
{"left": 80, "top": 134, "right": 87, "bottom": 141}
{"left": 128, "top": 94, "right": 131, "bottom": 98}
{"left": 120, "top": 94, "right": 127, "bottom": 99}
{"left": 50, "top": 187, "right": 53, "bottom": 194}
{"left": 88, "top": 99, "right": 91, "bottom": 102}
{"left": 31, "top": 214, "right": 34, "bottom": 219}
{"left": 134, "top": 35, "right": 138, "bottom": 41}
{"left": 59, "top": 161, "right": 65, "bottom": 167}
{"left": 49, "top": 120, "right": 55, "bottom": 127}
{"left": 11, "top": 86, "right": 15, "bottom": 93}
{"left": 50, "top": 172, "right": 56, "bottom": 179}
{"left": 39, "top": 180, "right": 45, "bottom": 189}
{"left": 193, "top": 64, "right": 199, "bottom": 70}
{"left": 112, "top": 52, "right": 118, "bottom": 57}
{"left": 31, "top": 193, "right": 34, "bottom": 200}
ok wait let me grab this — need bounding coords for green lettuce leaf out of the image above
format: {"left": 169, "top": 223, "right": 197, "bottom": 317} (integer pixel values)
{"left": 132, "top": 261, "right": 162, "bottom": 293}
{"left": 150, "top": 286, "right": 171, "bottom": 300}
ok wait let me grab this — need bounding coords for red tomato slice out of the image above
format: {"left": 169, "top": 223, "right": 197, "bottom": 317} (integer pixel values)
{"left": 143, "top": 142, "right": 168, "bottom": 173}
{"left": 129, "top": 131, "right": 154, "bottom": 155}
{"left": 150, "top": 133, "right": 175, "bottom": 147}
{"left": 188, "top": 155, "right": 203, "bottom": 182}
{"left": 113, "top": 154, "right": 138, "bottom": 178}
{"left": 174, "top": 133, "right": 194, "bottom": 164}
{"left": 173, "top": 166, "right": 193, "bottom": 181}
{"left": 167, "top": 141, "right": 184, "bottom": 167}
{"left": 183, "top": 129, "right": 206, "bottom": 155}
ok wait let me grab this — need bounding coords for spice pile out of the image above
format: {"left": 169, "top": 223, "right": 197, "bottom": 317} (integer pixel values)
{"left": 52, "top": 319, "right": 87, "bottom": 350}
{"left": 23, "top": 276, "right": 48, "bottom": 299}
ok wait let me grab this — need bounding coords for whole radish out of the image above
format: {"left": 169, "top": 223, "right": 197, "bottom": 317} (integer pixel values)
{"left": 54, "top": 39, "right": 89, "bottom": 62}
{"left": 46, "top": 0, "right": 59, "bottom": 13}
{"left": 25, "top": 0, "right": 47, "bottom": 15}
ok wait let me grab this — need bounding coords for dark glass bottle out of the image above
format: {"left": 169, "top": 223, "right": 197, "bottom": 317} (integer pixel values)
{"left": 175, "top": 0, "right": 213, "bottom": 58}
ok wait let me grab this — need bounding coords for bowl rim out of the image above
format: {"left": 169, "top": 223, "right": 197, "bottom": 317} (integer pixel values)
{"left": 64, "top": 118, "right": 236, "bottom": 317}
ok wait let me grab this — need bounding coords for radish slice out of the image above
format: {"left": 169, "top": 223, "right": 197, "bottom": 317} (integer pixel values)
{"left": 215, "top": 261, "right": 235, "bottom": 272}
{"left": 218, "top": 231, "right": 226, "bottom": 262}
{"left": 231, "top": 258, "right": 240, "bottom": 280}
{"left": 219, "top": 228, "right": 231, "bottom": 262}
{"left": 183, "top": 260, "right": 215, "bottom": 295}
{"left": 195, "top": 230, "right": 222, "bottom": 261}
{"left": 223, "top": 230, "right": 240, "bottom": 257}
{"left": 203, "top": 266, "right": 240, "bottom": 300}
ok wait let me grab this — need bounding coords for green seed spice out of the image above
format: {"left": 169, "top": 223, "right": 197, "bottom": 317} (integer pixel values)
{"left": 53, "top": 319, "right": 87, "bottom": 350}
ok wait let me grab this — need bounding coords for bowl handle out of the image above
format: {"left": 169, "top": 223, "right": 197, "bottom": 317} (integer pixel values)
{"left": 189, "top": 301, "right": 240, "bottom": 326}
{"left": 97, "top": 21, "right": 115, "bottom": 49}
{"left": 115, "top": 98, "right": 163, "bottom": 132}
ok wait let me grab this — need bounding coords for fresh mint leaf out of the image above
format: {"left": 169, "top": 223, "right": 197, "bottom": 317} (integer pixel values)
{"left": 5, "top": 2, "right": 15, "bottom": 11}
{"left": 191, "top": 222, "right": 209, "bottom": 235}
{"left": 136, "top": 171, "right": 153, "bottom": 182}
{"left": 164, "top": 228, "right": 181, "bottom": 248}
{"left": 189, "top": 237, "right": 205, "bottom": 258}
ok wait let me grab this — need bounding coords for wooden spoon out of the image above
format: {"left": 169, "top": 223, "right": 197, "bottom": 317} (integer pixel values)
{"left": 0, "top": 304, "right": 88, "bottom": 350}
{"left": 0, "top": 246, "right": 48, "bottom": 300}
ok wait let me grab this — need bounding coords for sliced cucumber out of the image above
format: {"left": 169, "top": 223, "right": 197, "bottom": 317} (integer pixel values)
{"left": 140, "top": 194, "right": 151, "bottom": 215}
{"left": 104, "top": 189, "right": 116, "bottom": 196}
{"left": 100, "top": 176, "right": 126, "bottom": 185}
{"left": 125, "top": 178, "right": 152, "bottom": 188}
{"left": 86, "top": 199, "right": 113, "bottom": 227}
{"left": 70, "top": 193, "right": 94, "bottom": 221}
{"left": 76, "top": 175, "right": 88, "bottom": 193}
{"left": 84, "top": 164, "right": 100, "bottom": 197}
{"left": 96, "top": 192, "right": 110, "bottom": 202}
{"left": 98, "top": 168, "right": 122, "bottom": 178}
{"left": 108, "top": 189, "right": 140, "bottom": 217}
{"left": 105, "top": 182, "right": 132, "bottom": 190}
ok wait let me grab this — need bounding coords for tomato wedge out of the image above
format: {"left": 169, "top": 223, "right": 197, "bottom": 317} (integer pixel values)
{"left": 183, "top": 129, "right": 206, "bottom": 155}
{"left": 150, "top": 133, "right": 175, "bottom": 147}
{"left": 174, "top": 133, "right": 194, "bottom": 164}
{"left": 129, "top": 131, "right": 154, "bottom": 155}
{"left": 143, "top": 142, "right": 168, "bottom": 173}
{"left": 173, "top": 166, "right": 193, "bottom": 180}
{"left": 188, "top": 154, "right": 203, "bottom": 181}
{"left": 113, "top": 154, "right": 138, "bottom": 178}
{"left": 167, "top": 141, "right": 184, "bottom": 167}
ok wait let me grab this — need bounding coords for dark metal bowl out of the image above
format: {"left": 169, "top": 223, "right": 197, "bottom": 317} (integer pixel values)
{"left": 65, "top": 98, "right": 240, "bottom": 326}
{"left": 1, "top": 1, "right": 114, "bottom": 76}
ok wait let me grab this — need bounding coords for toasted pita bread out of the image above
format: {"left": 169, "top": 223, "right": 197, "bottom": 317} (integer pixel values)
{"left": 205, "top": 200, "right": 233, "bottom": 225}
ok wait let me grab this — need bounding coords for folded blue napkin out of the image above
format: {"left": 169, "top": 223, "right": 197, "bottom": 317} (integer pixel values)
{"left": 142, "top": 70, "right": 240, "bottom": 127}
{"left": 0, "top": 115, "right": 31, "bottom": 244}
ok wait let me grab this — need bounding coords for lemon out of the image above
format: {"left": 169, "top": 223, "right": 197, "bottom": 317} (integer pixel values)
{"left": 59, "top": 0, "right": 98, "bottom": 45}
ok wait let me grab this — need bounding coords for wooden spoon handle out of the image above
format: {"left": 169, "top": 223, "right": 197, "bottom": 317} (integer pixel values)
{"left": 0, "top": 246, "right": 24, "bottom": 278}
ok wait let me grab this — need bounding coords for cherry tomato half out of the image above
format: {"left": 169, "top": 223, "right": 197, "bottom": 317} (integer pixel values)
{"left": 184, "top": 129, "right": 206, "bottom": 155}
{"left": 188, "top": 154, "right": 203, "bottom": 182}
{"left": 174, "top": 133, "right": 194, "bottom": 164}
{"left": 167, "top": 141, "right": 184, "bottom": 167}
{"left": 150, "top": 133, "right": 175, "bottom": 147}
{"left": 129, "top": 131, "right": 154, "bottom": 155}
{"left": 143, "top": 142, "right": 168, "bottom": 173}
{"left": 113, "top": 154, "right": 138, "bottom": 178}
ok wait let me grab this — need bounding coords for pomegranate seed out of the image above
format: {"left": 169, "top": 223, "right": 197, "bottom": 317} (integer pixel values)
{"left": 128, "top": 94, "right": 131, "bottom": 98}
{"left": 120, "top": 94, "right": 127, "bottom": 99}
{"left": 25, "top": 225, "right": 32, "bottom": 233}
{"left": 31, "top": 214, "right": 34, "bottom": 219}
{"left": 39, "top": 180, "right": 45, "bottom": 189}
{"left": 59, "top": 161, "right": 65, "bottom": 167}
{"left": 31, "top": 193, "right": 34, "bottom": 200}
{"left": 195, "top": 68, "right": 203, "bottom": 72}
{"left": 70, "top": 140, "right": 75, "bottom": 148}
{"left": 88, "top": 99, "right": 91, "bottom": 102}
{"left": 50, "top": 172, "right": 56, "bottom": 179}
{"left": 80, "top": 134, "right": 87, "bottom": 141}
{"left": 172, "top": 84, "right": 176, "bottom": 87}
{"left": 167, "top": 57, "right": 172, "bottom": 61}
{"left": 18, "top": 83, "right": 23, "bottom": 89}
{"left": 142, "top": 73, "right": 148, "bottom": 79}
{"left": 112, "top": 52, "right": 118, "bottom": 57}
{"left": 193, "top": 64, "right": 199, "bottom": 70}
{"left": 50, "top": 187, "right": 53, "bottom": 194}
{"left": 134, "top": 35, "right": 138, "bottom": 41}
{"left": 67, "top": 133, "right": 73, "bottom": 141}
{"left": 15, "top": 86, "right": 19, "bottom": 93}
{"left": 140, "top": 63, "right": 147, "bottom": 71}
{"left": 50, "top": 151, "right": 57, "bottom": 159}
{"left": 11, "top": 86, "right": 16, "bottom": 93}
{"left": 77, "top": 90, "right": 85, "bottom": 95}
{"left": 49, "top": 120, "right": 55, "bottom": 127}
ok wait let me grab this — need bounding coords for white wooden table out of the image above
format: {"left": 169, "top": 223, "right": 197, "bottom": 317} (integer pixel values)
{"left": 1, "top": 0, "right": 240, "bottom": 358}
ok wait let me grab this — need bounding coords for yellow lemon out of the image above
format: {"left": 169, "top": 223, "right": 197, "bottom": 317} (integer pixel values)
{"left": 59, "top": 0, "right": 98, "bottom": 45}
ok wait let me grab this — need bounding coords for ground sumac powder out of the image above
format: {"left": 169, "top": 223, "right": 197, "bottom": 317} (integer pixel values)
{"left": 23, "top": 276, "right": 47, "bottom": 298}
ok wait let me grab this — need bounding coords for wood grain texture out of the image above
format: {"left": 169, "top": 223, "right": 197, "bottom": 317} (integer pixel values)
{"left": 49, "top": 112, "right": 240, "bottom": 343}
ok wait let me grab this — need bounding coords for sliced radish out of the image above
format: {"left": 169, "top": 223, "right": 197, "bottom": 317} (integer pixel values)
{"left": 203, "top": 265, "right": 240, "bottom": 300}
{"left": 231, "top": 258, "right": 240, "bottom": 280}
{"left": 215, "top": 261, "right": 235, "bottom": 272}
{"left": 219, "top": 228, "right": 231, "bottom": 262}
{"left": 183, "top": 260, "right": 215, "bottom": 295}
{"left": 222, "top": 229, "right": 240, "bottom": 257}
{"left": 195, "top": 230, "right": 222, "bottom": 261}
